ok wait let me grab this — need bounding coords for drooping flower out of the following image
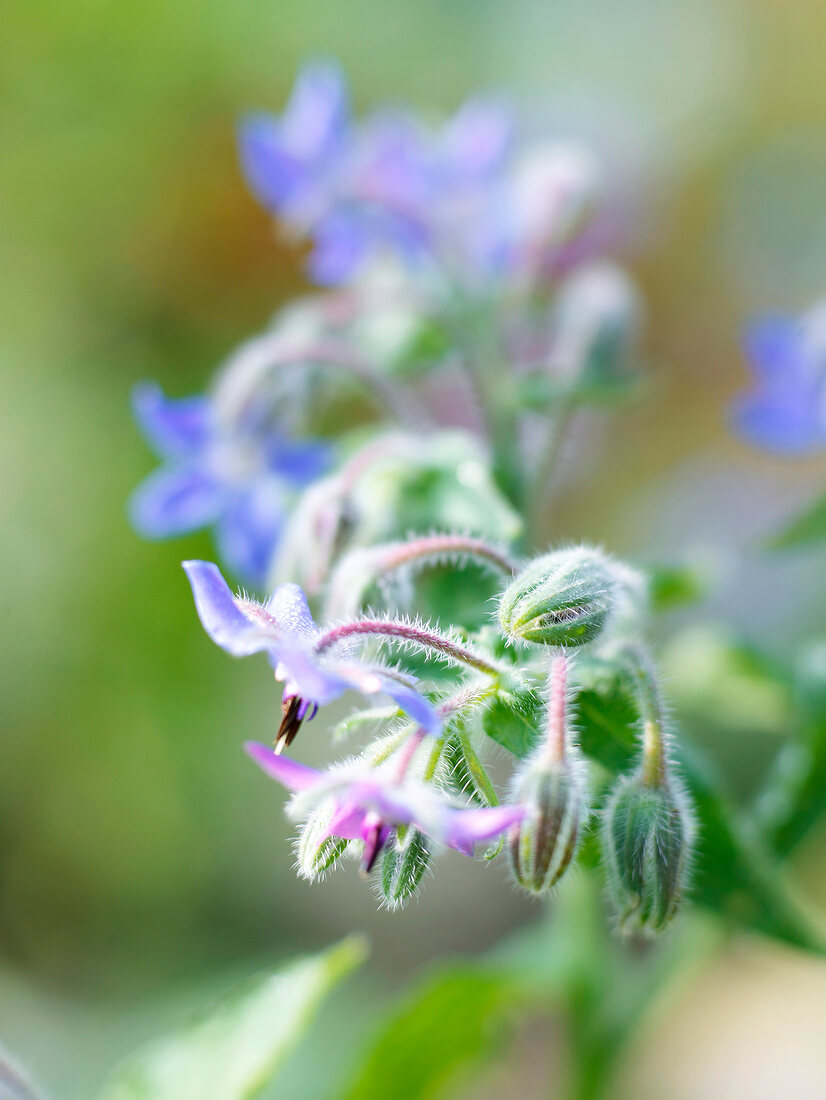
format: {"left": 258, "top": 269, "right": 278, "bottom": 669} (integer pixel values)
{"left": 245, "top": 741, "right": 524, "bottom": 872}
{"left": 733, "top": 307, "right": 826, "bottom": 454}
{"left": 130, "top": 383, "right": 329, "bottom": 585}
{"left": 183, "top": 560, "right": 439, "bottom": 749}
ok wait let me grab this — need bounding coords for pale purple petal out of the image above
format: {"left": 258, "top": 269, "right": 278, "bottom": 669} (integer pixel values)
{"left": 214, "top": 479, "right": 287, "bottom": 588}
{"left": 244, "top": 741, "right": 322, "bottom": 790}
{"left": 130, "top": 467, "right": 224, "bottom": 538}
{"left": 183, "top": 560, "right": 277, "bottom": 657}
{"left": 743, "top": 317, "right": 801, "bottom": 385}
{"left": 238, "top": 115, "right": 304, "bottom": 210}
{"left": 132, "top": 382, "right": 210, "bottom": 458}
{"left": 336, "top": 664, "right": 440, "bottom": 734}
{"left": 280, "top": 61, "right": 349, "bottom": 162}
{"left": 443, "top": 804, "right": 525, "bottom": 855}
{"left": 442, "top": 98, "right": 512, "bottom": 180}
{"left": 267, "top": 582, "right": 319, "bottom": 640}
{"left": 325, "top": 802, "right": 369, "bottom": 841}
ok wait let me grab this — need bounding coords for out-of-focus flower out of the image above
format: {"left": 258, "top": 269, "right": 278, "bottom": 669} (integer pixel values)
{"left": 130, "top": 383, "right": 329, "bottom": 584}
{"left": 238, "top": 62, "right": 599, "bottom": 288}
{"left": 245, "top": 741, "right": 524, "bottom": 872}
{"left": 183, "top": 560, "right": 439, "bottom": 749}
{"left": 733, "top": 306, "right": 826, "bottom": 454}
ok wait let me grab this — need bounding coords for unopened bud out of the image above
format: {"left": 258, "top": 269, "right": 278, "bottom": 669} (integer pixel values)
{"left": 602, "top": 772, "right": 693, "bottom": 934}
{"left": 508, "top": 749, "right": 589, "bottom": 894}
{"left": 379, "top": 826, "right": 432, "bottom": 909}
{"left": 295, "top": 799, "right": 351, "bottom": 880}
{"left": 499, "top": 546, "right": 619, "bottom": 647}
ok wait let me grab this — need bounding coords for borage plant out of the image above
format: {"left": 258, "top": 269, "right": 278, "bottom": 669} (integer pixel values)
{"left": 97, "top": 61, "right": 826, "bottom": 1100}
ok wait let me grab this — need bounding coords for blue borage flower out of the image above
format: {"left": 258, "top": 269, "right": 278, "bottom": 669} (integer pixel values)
{"left": 183, "top": 560, "right": 439, "bottom": 750}
{"left": 733, "top": 308, "right": 826, "bottom": 454}
{"left": 245, "top": 741, "right": 524, "bottom": 873}
{"left": 238, "top": 60, "right": 598, "bottom": 286}
{"left": 130, "top": 383, "right": 329, "bottom": 585}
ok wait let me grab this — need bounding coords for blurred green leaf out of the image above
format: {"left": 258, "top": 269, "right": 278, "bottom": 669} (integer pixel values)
{"left": 647, "top": 563, "right": 707, "bottom": 611}
{"left": 767, "top": 492, "right": 826, "bottom": 550}
{"left": 99, "top": 937, "right": 367, "bottom": 1100}
{"left": 340, "top": 968, "right": 522, "bottom": 1100}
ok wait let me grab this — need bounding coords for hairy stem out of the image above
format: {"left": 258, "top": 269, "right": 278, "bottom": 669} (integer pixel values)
{"left": 314, "top": 620, "right": 504, "bottom": 679}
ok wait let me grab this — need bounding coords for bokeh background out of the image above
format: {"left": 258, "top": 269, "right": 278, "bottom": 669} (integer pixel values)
{"left": 3, "top": 0, "right": 826, "bottom": 1096}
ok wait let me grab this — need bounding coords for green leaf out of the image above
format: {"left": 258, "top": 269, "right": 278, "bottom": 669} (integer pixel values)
{"left": 482, "top": 693, "right": 541, "bottom": 759}
{"left": 767, "top": 491, "right": 826, "bottom": 550}
{"left": 100, "top": 938, "right": 367, "bottom": 1100}
{"left": 340, "top": 969, "right": 522, "bottom": 1100}
{"left": 572, "top": 659, "right": 639, "bottom": 773}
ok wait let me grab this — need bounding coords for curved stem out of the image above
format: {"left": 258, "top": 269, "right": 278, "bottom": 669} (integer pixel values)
{"left": 621, "top": 645, "right": 668, "bottom": 787}
{"left": 545, "top": 652, "right": 570, "bottom": 764}
{"left": 314, "top": 619, "right": 504, "bottom": 679}
{"left": 369, "top": 533, "right": 518, "bottom": 577}
{"left": 214, "top": 333, "right": 427, "bottom": 429}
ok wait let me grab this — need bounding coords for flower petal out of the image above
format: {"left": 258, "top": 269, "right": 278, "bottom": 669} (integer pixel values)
{"left": 336, "top": 663, "right": 440, "bottom": 734}
{"left": 132, "top": 383, "right": 210, "bottom": 458}
{"left": 244, "top": 741, "right": 322, "bottom": 790}
{"left": 214, "top": 479, "right": 287, "bottom": 587}
{"left": 280, "top": 60, "right": 349, "bottom": 163}
{"left": 238, "top": 115, "right": 304, "bottom": 210}
{"left": 442, "top": 804, "right": 525, "bottom": 855}
{"left": 130, "top": 466, "right": 224, "bottom": 538}
{"left": 183, "top": 560, "right": 277, "bottom": 656}
{"left": 267, "top": 582, "right": 319, "bottom": 640}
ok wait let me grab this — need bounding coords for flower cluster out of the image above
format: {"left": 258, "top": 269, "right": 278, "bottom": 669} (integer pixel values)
{"left": 131, "top": 62, "right": 696, "bottom": 927}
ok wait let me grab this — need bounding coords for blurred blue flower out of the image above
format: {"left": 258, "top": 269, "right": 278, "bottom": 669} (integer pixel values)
{"left": 238, "top": 62, "right": 596, "bottom": 286}
{"left": 183, "top": 560, "right": 439, "bottom": 749}
{"left": 733, "top": 310, "right": 826, "bottom": 454}
{"left": 245, "top": 741, "right": 524, "bottom": 871}
{"left": 130, "top": 382, "right": 329, "bottom": 584}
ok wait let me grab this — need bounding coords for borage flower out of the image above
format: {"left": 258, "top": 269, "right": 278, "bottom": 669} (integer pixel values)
{"left": 183, "top": 560, "right": 439, "bottom": 750}
{"left": 131, "top": 383, "right": 329, "bottom": 585}
{"left": 245, "top": 742, "right": 524, "bottom": 873}
{"left": 733, "top": 306, "right": 826, "bottom": 454}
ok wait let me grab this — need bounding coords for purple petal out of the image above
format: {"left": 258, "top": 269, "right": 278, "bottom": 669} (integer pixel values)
{"left": 132, "top": 383, "right": 210, "bottom": 458}
{"left": 443, "top": 804, "right": 525, "bottom": 855}
{"left": 325, "top": 801, "right": 369, "bottom": 841}
{"left": 336, "top": 664, "right": 440, "bottom": 734}
{"left": 267, "top": 583, "right": 319, "bottom": 640}
{"left": 238, "top": 115, "right": 305, "bottom": 210}
{"left": 130, "top": 467, "right": 224, "bottom": 538}
{"left": 308, "top": 210, "right": 372, "bottom": 284}
{"left": 266, "top": 436, "right": 332, "bottom": 486}
{"left": 280, "top": 61, "right": 349, "bottom": 163}
{"left": 183, "top": 560, "right": 278, "bottom": 657}
{"left": 731, "top": 393, "right": 823, "bottom": 455}
{"left": 214, "top": 479, "right": 287, "bottom": 587}
{"left": 743, "top": 316, "right": 802, "bottom": 385}
{"left": 442, "top": 98, "right": 512, "bottom": 180}
{"left": 244, "top": 741, "right": 322, "bottom": 790}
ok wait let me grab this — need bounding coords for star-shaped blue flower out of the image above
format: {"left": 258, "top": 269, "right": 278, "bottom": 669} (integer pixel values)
{"left": 130, "top": 383, "right": 329, "bottom": 585}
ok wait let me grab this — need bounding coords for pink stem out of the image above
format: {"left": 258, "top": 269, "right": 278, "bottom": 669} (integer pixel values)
{"left": 314, "top": 620, "right": 502, "bottom": 678}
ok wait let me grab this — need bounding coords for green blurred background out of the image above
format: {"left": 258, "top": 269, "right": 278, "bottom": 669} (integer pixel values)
{"left": 3, "top": 0, "right": 826, "bottom": 1096}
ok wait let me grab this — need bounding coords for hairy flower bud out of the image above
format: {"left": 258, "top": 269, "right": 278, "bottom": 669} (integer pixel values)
{"left": 602, "top": 772, "right": 693, "bottom": 934}
{"left": 295, "top": 800, "right": 351, "bottom": 880}
{"left": 378, "top": 825, "right": 432, "bottom": 909}
{"left": 499, "top": 546, "right": 620, "bottom": 647}
{"left": 508, "top": 748, "right": 589, "bottom": 894}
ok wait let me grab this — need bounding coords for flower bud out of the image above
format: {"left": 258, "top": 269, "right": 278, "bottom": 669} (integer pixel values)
{"left": 508, "top": 749, "right": 589, "bottom": 894}
{"left": 295, "top": 799, "right": 351, "bottom": 880}
{"left": 498, "top": 546, "right": 619, "bottom": 647}
{"left": 378, "top": 826, "right": 432, "bottom": 909}
{"left": 602, "top": 772, "right": 693, "bottom": 934}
